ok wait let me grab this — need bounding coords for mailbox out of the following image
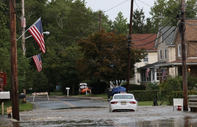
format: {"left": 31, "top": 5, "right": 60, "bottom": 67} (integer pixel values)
{"left": 19, "top": 93, "right": 26, "bottom": 99}
{"left": 0, "top": 91, "right": 10, "bottom": 99}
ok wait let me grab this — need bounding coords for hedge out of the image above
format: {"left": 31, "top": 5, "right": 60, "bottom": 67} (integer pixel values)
{"left": 129, "top": 90, "right": 167, "bottom": 101}
{"left": 166, "top": 90, "right": 197, "bottom": 105}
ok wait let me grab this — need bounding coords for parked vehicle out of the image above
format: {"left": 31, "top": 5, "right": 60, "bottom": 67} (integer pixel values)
{"left": 78, "top": 83, "right": 91, "bottom": 94}
{"left": 109, "top": 93, "right": 138, "bottom": 112}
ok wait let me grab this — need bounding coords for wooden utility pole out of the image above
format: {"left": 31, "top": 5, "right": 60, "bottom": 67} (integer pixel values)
{"left": 181, "top": 0, "right": 188, "bottom": 111}
{"left": 21, "top": 0, "right": 26, "bottom": 103}
{"left": 126, "top": 0, "right": 134, "bottom": 92}
{"left": 9, "top": 0, "right": 20, "bottom": 120}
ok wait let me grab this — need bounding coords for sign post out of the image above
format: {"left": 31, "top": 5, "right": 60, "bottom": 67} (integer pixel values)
{"left": 66, "top": 87, "right": 70, "bottom": 97}
{"left": 0, "top": 72, "right": 7, "bottom": 115}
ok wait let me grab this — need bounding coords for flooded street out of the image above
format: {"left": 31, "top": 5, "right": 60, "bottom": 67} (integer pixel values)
{"left": 10, "top": 106, "right": 197, "bottom": 127}
{"left": 1, "top": 97, "right": 197, "bottom": 127}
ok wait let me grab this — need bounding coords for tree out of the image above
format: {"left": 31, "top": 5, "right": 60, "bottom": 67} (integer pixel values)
{"left": 132, "top": 9, "right": 145, "bottom": 34}
{"left": 111, "top": 12, "right": 128, "bottom": 34}
{"left": 150, "top": 0, "right": 197, "bottom": 28}
{"left": 76, "top": 29, "right": 145, "bottom": 87}
{"left": 132, "top": 9, "right": 155, "bottom": 33}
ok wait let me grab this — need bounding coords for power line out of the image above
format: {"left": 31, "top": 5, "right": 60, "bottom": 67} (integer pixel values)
{"left": 131, "top": 17, "right": 177, "bottom": 42}
{"left": 104, "top": 0, "right": 129, "bottom": 12}
{"left": 137, "top": 0, "right": 152, "bottom": 7}
{"left": 130, "top": 24, "right": 177, "bottom": 46}
{"left": 144, "top": 23, "right": 180, "bottom": 50}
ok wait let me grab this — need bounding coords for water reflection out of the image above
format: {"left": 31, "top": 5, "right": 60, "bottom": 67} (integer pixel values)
{"left": 12, "top": 116, "right": 197, "bottom": 127}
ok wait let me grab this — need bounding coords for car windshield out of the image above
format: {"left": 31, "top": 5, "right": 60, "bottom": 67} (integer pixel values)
{"left": 114, "top": 95, "right": 133, "bottom": 99}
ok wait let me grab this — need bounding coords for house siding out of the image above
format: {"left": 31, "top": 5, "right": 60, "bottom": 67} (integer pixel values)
{"left": 131, "top": 52, "right": 157, "bottom": 85}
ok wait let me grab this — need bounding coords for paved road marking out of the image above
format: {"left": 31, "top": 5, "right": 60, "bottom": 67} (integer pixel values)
{"left": 50, "top": 98, "right": 76, "bottom": 107}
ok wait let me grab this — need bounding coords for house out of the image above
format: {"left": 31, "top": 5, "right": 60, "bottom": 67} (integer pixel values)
{"left": 138, "top": 26, "right": 177, "bottom": 86}
{"left": 155, "top": 19, "right": 197, "bottom": 79}
{"left": 129, "top": 34, "right": 157, "bottom": 85}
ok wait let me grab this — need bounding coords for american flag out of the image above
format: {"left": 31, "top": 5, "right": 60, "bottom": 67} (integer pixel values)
{"left": 162, "top": 69, "right": 167, "bottom": 80}
{"left": 33, "top": 54, "right": 42, "bottom": 72}
{"left": 146, "top": 68, "right": 150, "bottom": 77}
{"left": 28, "top": 18, "right": 45, "bottom": 53}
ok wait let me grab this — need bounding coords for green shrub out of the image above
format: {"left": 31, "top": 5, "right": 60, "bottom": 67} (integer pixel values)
{"left": 147, "top": 81, "right": 159, "bottom": 90}
{"left": 129, "top": 90, "right": 167, "bottom": 101}
{"left": 122, "top": 84, "right": 146, "bottom": 90}
{"left": 166, "top": 90, "right": 197, "bottom": 105}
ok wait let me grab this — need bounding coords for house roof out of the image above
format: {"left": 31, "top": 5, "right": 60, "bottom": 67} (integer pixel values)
{"left": 185, "top": 19, "right": 197, "bottom": 41}
{"left": 132, "top": 34, "right": 157, "bottom": 51}
{"left": 139, "top": 62, "right": 166, "bottom": 69}
{"left": 157, "top": 26, "right": 176, "bottom": 46}
{"left": 154, "top": 59, "right": 197, "bottom": 67}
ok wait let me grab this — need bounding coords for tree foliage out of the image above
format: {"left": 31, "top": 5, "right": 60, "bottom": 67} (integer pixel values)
{"left": 111, "top": 12, "right": 128, "bottom": 34}
{"left": 150, "top": 0, "right": 197, "bottom": 28}
{"left": 76, "top": 29, "right": 145, "bottom": 85}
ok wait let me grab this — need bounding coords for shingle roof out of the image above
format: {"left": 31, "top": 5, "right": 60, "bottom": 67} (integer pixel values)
{"left": 158, "top": 26, "right": 176, "bottom": 46}
{"left": 132, "top": 34, "right": 157, "bottom": 51}
{"left": 139, "top": 62, "right": 166, "bottom": 69}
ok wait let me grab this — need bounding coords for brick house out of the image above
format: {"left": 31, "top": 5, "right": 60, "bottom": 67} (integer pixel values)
{"left": 156, "top": 19, "right": 197, "bottom": 79}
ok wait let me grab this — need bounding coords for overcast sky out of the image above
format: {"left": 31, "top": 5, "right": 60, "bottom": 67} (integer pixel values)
{"left": 85, "top": 0, "right": 155, "bottom": 23}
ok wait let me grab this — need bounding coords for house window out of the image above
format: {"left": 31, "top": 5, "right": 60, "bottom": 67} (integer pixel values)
{"left": 143, "top": 54, "right": 148, "bottom": 62}
{"left": 164, "top": 49, "right": 167, "bottom": 59}
{"left": 178, "top": 44, "right": 181, "bottom": 57}
{"left": 159, "top": 50, "right": 162, "bottom": 60}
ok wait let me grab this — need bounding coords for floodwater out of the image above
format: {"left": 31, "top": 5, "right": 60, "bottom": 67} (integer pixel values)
{"left": 3, "top": 106, "right": 197, "bottom": 127}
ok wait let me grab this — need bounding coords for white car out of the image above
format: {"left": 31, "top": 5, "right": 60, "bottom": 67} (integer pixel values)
{"left": 109, "top": 93, "right": 138, "bottom": 112}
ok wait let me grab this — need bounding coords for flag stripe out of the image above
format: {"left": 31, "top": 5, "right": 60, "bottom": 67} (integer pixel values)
{"left": 28, "top": 18, "right": 45, "bottom": 53}
{"left": 29, "top": 27, "right": 45, "bottom": 53}
{"left": 162, "top": 69, "right": 167, "bottom": 80}
{"left": 33, "top": 54, "right": 42, "bottom": 72}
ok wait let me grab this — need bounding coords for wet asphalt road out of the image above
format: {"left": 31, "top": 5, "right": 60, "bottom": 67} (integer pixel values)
{"left": 1, "top": 96, "right": 197, "bottom": 127}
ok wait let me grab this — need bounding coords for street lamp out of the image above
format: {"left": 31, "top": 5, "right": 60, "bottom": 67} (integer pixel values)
{"left": 25, "top": 31, "right": 50, "bottom": 40}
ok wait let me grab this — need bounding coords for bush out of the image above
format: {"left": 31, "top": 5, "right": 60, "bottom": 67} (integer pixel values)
{"left": 129, "top": 90, "right": 167, "bottom": 101}
{"left": 166, "top": 90, "right": 197, "bottom": 105}
{"left": 147, "top": 81, "right": 159, "bottom": 90}
{"left": 159, "top": 75, "right": 182, "bottom": 94}
{"left": 122, "top": 84, "right": 146, "bottom": 91}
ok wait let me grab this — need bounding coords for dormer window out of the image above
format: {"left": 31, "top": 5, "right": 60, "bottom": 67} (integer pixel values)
{"left": 178, "top": 44, "right": 181, "bottom": 57}
{"left": 164, "top": 49, "right": 167, "bottom": 59}
{"left": 143, "top": 54, "right": 148, "bottom": 63}
{"left": 159, "top": 49, "right": 162, "bottom": 60}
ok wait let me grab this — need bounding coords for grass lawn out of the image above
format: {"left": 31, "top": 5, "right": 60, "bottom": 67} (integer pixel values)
{"left": 0, "top": 100, "right": 33, "bottom": 115}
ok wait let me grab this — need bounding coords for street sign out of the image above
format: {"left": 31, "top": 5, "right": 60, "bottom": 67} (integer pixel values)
{"left": 0, "top": 73, "right": 7, "bottom": 86}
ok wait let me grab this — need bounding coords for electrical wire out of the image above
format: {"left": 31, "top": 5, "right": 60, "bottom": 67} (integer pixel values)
{"left": 130, "top": 24, "right": 177, "bottom": 46}
{"left": 131, "top": 17, "right": 177, "bottom": 42}
{"left": 104, "top": 0, "right": 129, "bottom": 12}
{"left": 134, "top": 0, "right": 140, "bottom": 10}
{"left": 137, "top": 0, "right": 152, "bottom": 7}
{"left": 144, "top": 23, "right": 180, "bottom": 50}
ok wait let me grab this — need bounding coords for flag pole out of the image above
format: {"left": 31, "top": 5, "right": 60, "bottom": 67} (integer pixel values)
{"left": 17, "top": 17, "right": 41, "bottom": 41}
{"left": 28, "top": 53, "right": 42, "bottom": 59}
